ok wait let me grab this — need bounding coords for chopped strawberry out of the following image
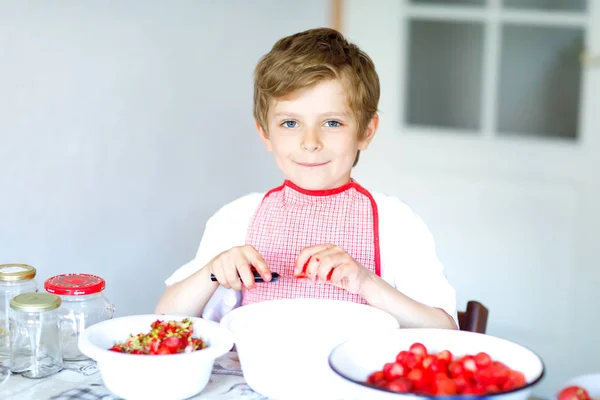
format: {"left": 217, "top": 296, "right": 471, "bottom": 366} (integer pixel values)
{"left": 107, "top": 318, "right": 207, "bottom": 355}
{"left": 163, "top": 336, "right": 181, "bottom": 350}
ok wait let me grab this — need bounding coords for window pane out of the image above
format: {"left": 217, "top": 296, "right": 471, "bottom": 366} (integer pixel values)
{"left": 502, "top": 0, "right": 587, "bottom": 12}
{"left": 497, "top": 25, "right": 583, "bottom": 139}
{"left": 405, "top": 20, "right": 484, "bottom": 131}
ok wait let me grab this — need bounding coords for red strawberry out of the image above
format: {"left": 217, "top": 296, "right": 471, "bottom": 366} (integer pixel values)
{"left": 435, "top": 378, "right": 457, "bottom": 396}
{"left": 383, "top": 362, "right": 407, "bottom": 380}
{"left": 407, "top": 368, "right": 424, "bottom": 382}
{"left": 409, "top": 343, "right": 427, "bottom": 363}
{"left": 461, "top": 355, "right": 478, "bottom": 377}
{"left": 436, "top": 349, "right": 452, "bottom": 364}
{"left": 386, "top": 378, "right": 413, "bottom": 393}
{"left": 475, "top": 352, "right": 492, "bottom": 368}
{"left": 448, "top": 361, "right": 464, "bottom": 378}
{"left": 453, "top": 376, "right": 468, "bottom": 392}
{"left": 367, "top": 370, "right": 385, "bottom": 384}
{"left": 490, "top": 361, "right": 509, "bottom": 386}
{"left": 395, "top": 350, "right": 409, "bottom": 364}
{"left": 147, "top": 337, "right": 160, "bottom": 354}
{"left": 403, "top": 352, "right": 420, "bottom": 369}
{"left": 295, "top": 257, "right": 311, "bottom": 278}
{"left": 558, "top": 386, "right": 591, "bottom": 400}
{"left": 422, "top": 355, "right": 436, "bottom": 369}
{"left": 163, "top": 336, "right": 182, "bottom": 350}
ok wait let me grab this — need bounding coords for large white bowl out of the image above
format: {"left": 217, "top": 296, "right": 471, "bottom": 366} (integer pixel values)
{"left": 79, "top": 314, "right": 233, "bottom": 400}
{"left": 329, "top": 329, "right": 545, "bottom": 400}
{"left": 220, "top": 298, "right": 399, "bottom": 400}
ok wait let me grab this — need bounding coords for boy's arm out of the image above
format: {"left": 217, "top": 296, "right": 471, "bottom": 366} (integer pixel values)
{"left": 155, "top": 265, "right": 219, "bottom": 317}
{"left": 359, "top": 273, "right": 458, "bottom": 329}
{"left": 369, "top": 195, "right": 458, "bottom": 329}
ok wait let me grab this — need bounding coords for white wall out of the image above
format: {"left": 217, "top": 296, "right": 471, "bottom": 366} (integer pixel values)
{"left": 0, "top": 0, "right": 328, "bottom": 316}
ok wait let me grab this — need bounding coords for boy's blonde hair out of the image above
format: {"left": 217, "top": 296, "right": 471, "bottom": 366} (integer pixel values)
{"left": 253, "top": 27, "right": 380, "bottom": 166}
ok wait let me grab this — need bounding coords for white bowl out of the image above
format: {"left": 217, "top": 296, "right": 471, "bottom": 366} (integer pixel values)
{"left": 220, "top": 298, "right": 399, "bottom": 400}
{"left": 79, "top": 314, "right": 233, "bottom": 400}
{"left": 329, "top": 328, "right": 545, "bottom": 400}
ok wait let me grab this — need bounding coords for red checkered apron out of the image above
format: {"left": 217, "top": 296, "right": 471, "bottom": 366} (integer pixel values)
{"left": 241, "top": 180, "right": 381, "bottom": 305}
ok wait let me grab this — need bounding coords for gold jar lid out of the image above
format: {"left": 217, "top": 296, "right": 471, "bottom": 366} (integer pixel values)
{"left": 0, "top": 264, "right": 37, "bottom": 282}
{"left": 10, "top": 292, "right": 61, "bottom": 312}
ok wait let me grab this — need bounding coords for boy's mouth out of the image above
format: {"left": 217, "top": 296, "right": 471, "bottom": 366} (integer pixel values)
{"left": 294, "top": 161, "right": 330, "bottom": 168}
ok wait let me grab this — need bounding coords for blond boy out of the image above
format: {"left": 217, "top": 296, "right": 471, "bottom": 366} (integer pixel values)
{"left": 156, "top": 28, "right": 458, "bottom": 330}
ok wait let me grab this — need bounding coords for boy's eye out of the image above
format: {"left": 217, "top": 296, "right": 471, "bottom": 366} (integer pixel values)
{"left": 282, "top": 121, "right": 298, "bottom": 128}
{"left": 324, "top": 120, "right": 342, "bottom": 128}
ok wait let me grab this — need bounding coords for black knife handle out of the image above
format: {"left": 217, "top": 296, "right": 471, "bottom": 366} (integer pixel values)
{"left": 210, "top": 270, "right": 279, "bottom": 283}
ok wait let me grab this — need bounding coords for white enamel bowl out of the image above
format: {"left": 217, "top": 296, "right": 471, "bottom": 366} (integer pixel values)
{"left": 79, "top": 314, "right": 233, "bottom": 400}
{"left": 220, "top": 298, "right": 400, "bottom": 400}
{"left": 329, "top": 328, "right": 545, "bottom": 400}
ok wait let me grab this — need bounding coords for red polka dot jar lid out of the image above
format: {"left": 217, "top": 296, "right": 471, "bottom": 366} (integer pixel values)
{"left": 44, "top": 273, "right": 106, "bottom": 296}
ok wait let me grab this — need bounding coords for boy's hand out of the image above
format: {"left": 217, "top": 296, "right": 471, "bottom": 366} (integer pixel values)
{"left": 206, "top": 245, "right": 272, "bottom": 290}
{"left": 294, "top": 244, "right": 373, "bottom": 295}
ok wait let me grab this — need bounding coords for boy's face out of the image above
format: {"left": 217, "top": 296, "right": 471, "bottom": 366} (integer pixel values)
{"left": 258, "top": 79, "right": 378, "bottom": 191}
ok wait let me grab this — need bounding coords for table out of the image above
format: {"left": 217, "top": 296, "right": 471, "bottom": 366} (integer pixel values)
{"left": 1, "top": 352, "right": 269, "bottom": 400}
{"left": 1, "top": 353, "right": 548, "bottom": 400}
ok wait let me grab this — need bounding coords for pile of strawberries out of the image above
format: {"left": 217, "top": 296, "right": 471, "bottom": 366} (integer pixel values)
{"left": 367, "top": 342, "right": 527, "bottom": 396}
{"left": 108, "top": 318, "right": 207, "bottom": 355}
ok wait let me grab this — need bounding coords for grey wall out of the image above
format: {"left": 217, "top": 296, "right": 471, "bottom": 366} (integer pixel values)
{"left": 0, "top": 0, "right": 328, "bottom": 316}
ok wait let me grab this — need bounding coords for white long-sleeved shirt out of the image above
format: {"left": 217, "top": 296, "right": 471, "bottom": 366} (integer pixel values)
{"left": 165, "top": 191, "right": 457, "bottom": 325}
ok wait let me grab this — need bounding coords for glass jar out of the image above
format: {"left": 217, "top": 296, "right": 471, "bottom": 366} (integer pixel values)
{"left": 10, "top": 292, "right": 63, "bottom": 378}
{"left": 44, "top": 273, "right": 115, "bottom": 361}
{"left": 0, "top": 264, "right": 38, "bottom": 359}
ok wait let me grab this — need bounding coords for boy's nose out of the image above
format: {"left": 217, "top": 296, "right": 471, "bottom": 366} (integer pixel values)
{"left": 301, "top": 130, "right": 322, "bottom": 152}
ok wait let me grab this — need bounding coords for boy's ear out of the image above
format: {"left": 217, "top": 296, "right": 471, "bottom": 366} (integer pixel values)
{"left": 256, "top": 120, "right": 272, "bottom": 152}
{"left": 358, "top": 114, "right": 379, "bottom": 150}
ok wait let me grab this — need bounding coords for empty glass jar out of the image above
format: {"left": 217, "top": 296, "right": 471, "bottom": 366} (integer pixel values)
{"left": 10, "top": 292, "right": 63, "bottom": 378}
{"left": 45, "top": 273, "right": 115, "bottom": 360}
{"left": 0, "top": 264, "right": 38, "bottom": 359}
